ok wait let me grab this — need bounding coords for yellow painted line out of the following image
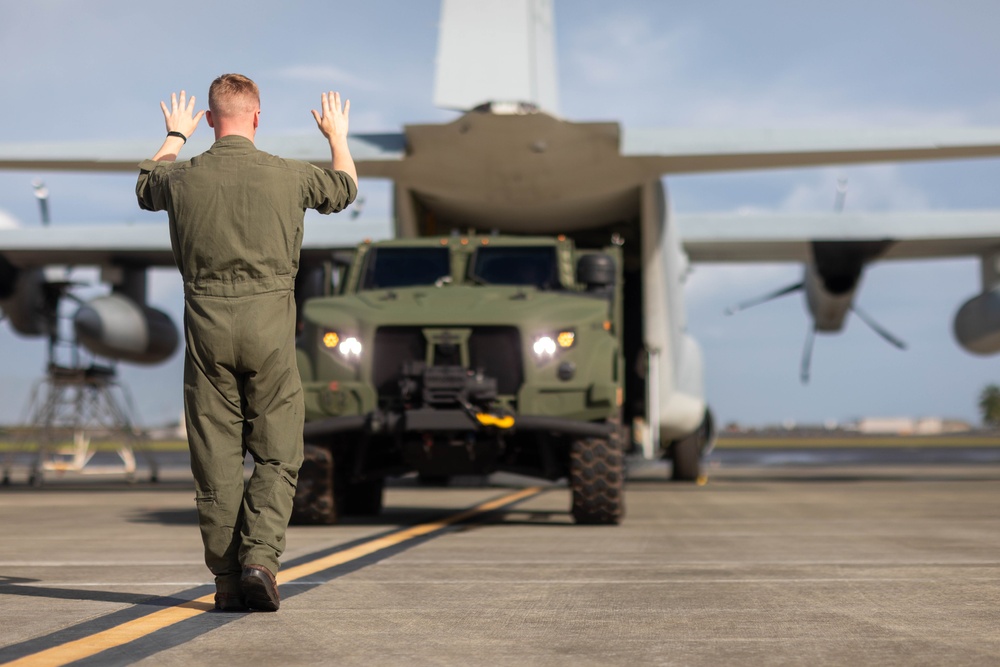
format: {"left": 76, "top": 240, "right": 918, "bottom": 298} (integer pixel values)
{"left": 2, "top": 598, "right": 215, "bottom": 667}
{"left": 2, "top": 486, "right": 544, "bottom": 667}
{"left": 279, "top": 486, "right": 542, "bottom": 584}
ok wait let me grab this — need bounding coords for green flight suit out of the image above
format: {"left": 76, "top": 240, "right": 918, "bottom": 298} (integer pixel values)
{"left": 136, "top": 135, "right": 356, "bottom": 593}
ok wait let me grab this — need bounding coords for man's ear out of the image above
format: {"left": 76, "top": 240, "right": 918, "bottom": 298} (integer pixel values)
{"left": 253, "top": 109, "right": 260, "bottom": 129}
{"left": 206, "top": 110, "right": 215, "bottom": 128}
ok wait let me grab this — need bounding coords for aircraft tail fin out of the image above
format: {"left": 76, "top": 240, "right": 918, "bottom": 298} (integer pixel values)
{"left": 434, "top": 0, "right": 559, "bottom": 114}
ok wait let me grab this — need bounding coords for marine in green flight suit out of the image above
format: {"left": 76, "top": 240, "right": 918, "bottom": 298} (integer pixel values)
{"left": 136, "top": 74, "right": 357, "bottom": 611}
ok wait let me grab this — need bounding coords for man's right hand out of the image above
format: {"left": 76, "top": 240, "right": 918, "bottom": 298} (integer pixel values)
{"left": 160, "top": 90, "right": 205, "bottom": 139}
{"left": 150, "top": 90, "right": 204, "bottom": 162}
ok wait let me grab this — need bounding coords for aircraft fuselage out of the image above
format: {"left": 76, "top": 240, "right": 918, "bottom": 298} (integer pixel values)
{"left": 391, "top": 111, "right": 654, "bottom": 233}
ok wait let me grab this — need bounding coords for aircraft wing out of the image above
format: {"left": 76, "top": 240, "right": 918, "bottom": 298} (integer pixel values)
{"left": 5, "top": 127, "right": 1000, "bottom": 180}
{"left": 0, "top": 220, "right": 383, "bottom": 268}
{"left": 8, "top": 125, "right": 1000, "bottom": 179}
{"left": 624, "top": 128, "right": 1000, "bottom": 175}
{"left": 678, "top": 210, "right": 1000, "bottom": 263}
{"left": 0, "top": 133, "right": 405, "bottom": 178}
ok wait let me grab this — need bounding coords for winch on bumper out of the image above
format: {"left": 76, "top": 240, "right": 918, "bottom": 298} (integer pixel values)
{"left": 303, "top": 361, "right": 617, "bottom": 441}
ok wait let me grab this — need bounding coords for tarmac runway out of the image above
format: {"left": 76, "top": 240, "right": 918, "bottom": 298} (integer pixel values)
{"left": 0, "top": 448, "right": 998, "bottom": 666}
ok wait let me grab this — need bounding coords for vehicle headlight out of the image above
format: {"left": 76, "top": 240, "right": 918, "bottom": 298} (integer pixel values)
{"left": 322, "top": 330, "right": 363, "bottom": 360}
{"left": 532, "top": 329, "right": 575, "bottom": 359}
{"left": 533, "top": 336, "right": 557, "bottom": 358}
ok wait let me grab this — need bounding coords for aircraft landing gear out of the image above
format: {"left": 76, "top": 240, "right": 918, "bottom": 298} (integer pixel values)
{"left": 668, "top": 410, "right": 715, "bottom": 482}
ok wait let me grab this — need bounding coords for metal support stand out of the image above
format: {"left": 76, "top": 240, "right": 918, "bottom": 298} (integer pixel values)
{"left": 12, "top": 364, "right": 159, "bottom": 486}
{"left": 0, "top": 261, "right": 163, "bottom": 485}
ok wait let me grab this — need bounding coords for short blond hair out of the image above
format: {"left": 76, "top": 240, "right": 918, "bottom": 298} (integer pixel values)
{"left": 208, "top": 73, "right": 260, "bottom": 118}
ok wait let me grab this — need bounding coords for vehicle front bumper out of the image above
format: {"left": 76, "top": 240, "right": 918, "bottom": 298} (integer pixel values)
{"left": 303, "top": 409, "right": 617, "bottom": 442}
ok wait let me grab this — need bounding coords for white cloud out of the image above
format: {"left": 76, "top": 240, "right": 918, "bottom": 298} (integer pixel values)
{"left": 0, "top": 209, "right": 21, "bottom": 229}
{"left": 567, "top": 14, "right": 700, "bottom": 87}
{"left": 779, "top": 166, "right": 931, "bottom": 212}
{"left": 561, "top": 5, "right": 989, "bottom": 129}
{"left": 269, "top": 65, "right": 382, "bottom": 92}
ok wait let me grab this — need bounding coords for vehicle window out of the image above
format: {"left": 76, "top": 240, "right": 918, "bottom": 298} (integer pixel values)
{"left": 469, "top": 246, "right": 559, "bottom": 290}
{"left": 360, "top": 247, "right": 451, "bottom": 289}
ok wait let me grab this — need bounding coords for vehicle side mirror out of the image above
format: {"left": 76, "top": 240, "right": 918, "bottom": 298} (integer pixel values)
{"left": 577, "top": 253, "right": 615, "bottom": 290}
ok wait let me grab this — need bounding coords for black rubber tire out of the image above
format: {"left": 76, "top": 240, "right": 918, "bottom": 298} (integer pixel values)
{"left": 417, "top": 474, "right": 451, "bottom": 487}
{"left": 569, "top": 435, "right": 625, "bottom": 525}
{"left": 670, "top": 434, "right": 701, "bottom": 482}
{"left": 342, "top": 478, "right": 385, "bottom": 516}
{"left": 291, "top": 443, "right": 340, "bottom": 525}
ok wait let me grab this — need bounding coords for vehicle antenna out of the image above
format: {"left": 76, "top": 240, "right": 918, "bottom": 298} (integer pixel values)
{"left": 33, "top": 180, "right": 50, "bottom": 226}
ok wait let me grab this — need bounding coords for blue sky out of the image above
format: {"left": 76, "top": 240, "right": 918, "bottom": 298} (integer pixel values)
{"left": 1, "top": 0, "right": 999, "bottom": 427}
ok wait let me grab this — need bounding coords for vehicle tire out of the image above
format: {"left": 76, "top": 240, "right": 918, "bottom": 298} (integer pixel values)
{"left": 417, "top": 474, "right": 451, "bottom": 487}
{"left": 343, "top": 478, "right": 385, "bottom": 516}
{"left": 291, "top": 443, "right": 340, "bottom": 525}
{"left": 670, "top": 434, "right": 701, "bottom": 482}
{"left": 569, "top": 435, "right": 625, "bottom": 525}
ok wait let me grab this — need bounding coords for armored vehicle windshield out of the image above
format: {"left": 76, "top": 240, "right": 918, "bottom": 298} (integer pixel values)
{"left": 360, "top": 247, "right": 451, "bottom": 289}
{"left": 469, "top": 246, "right": 559, "bottom": 290}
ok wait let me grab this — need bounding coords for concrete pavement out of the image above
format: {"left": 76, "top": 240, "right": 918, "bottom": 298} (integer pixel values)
{"left": 0, "top": 458, "right": 997, "bottom": 666}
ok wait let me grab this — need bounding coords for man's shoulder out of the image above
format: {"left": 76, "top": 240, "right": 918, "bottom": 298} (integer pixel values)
{"left": 137, "top": 158, "right": 195, "bottom": 180}
{"left": 254, "top": 150, "right": 321, "bottom": 173}
{"left": 253, "top": 151, "right": 333, "bottom": 182}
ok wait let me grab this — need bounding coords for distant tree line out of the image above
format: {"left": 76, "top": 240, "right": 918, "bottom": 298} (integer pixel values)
{"left": 979, "top": 384, "right": 1000, "bottom": 427}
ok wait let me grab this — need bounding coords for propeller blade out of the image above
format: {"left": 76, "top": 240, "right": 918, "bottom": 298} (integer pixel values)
{"left": 834, "top": 177, "right": 848, "bottom": 213}
{"left": 852, "top": 304, "right": 907, "bottom": 350}
{"left": 725, "top": 282, "right": 804, "bottom": 316}
{"left": 800, "top": 326, "right": 816, "bottom": 384}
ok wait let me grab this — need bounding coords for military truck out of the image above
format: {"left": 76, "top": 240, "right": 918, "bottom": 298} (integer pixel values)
{"left": 293, "top": 233, "right": 627, "bottom": 525}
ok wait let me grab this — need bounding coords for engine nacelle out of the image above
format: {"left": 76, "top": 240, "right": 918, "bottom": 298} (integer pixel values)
{"left": 73, "top": 294, "right": 179, "bottom": 365}
{"left": 804, "top": 262, "right": 855, "bottom": 332}
{"left": 954, "top": 288, "right": 1000, "bottom": 355}
{"left": 0, "top": 263, "right": 52, "bottom": 337}
{"left": 0, "top": 254, "right": 17, "bottom": 299}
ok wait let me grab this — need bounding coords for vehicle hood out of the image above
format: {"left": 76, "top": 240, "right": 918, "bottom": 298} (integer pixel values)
{"left": 305, "top": 285, "right": 609, "bottom": 328}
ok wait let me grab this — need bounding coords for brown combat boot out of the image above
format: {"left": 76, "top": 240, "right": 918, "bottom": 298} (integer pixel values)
{"left": 241, "top": 565, "right": 280, "bottom": 611}
{"left": 213, "top": 590, "right": 248, "bottom": 612}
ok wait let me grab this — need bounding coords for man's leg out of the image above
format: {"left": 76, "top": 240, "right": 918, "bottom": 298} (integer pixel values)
{"left": 236, "top": 290, "right": 304, "bottom": 577}
{"left": 184, "top": 298, "right": 246, "bottom": 596}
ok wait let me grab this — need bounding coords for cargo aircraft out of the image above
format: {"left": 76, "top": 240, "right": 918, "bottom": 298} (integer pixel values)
{"left": 2, "top": 0, "right": 1000, "bottom": 479}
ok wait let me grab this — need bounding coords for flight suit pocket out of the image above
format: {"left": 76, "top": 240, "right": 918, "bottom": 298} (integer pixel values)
{"left": 195, "top": 493, "right": 218, "bottom": 514}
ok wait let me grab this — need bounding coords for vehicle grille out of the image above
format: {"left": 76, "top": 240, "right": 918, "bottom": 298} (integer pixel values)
{"left": 373, "top": 326, "right": 523, "bottom": 399}
{"left": 468, "top": 328, "right": 522, "bottom": 395}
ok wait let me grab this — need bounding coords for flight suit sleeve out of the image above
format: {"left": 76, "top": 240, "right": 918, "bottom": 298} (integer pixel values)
{"left": 135, "top": 159, "right": 170, "bottom": 212}
{"left": 136, "top": 160, "right": 184, "bottom": 271}
{"left": 303, "top": 166, "right": 358, "bottom": 215}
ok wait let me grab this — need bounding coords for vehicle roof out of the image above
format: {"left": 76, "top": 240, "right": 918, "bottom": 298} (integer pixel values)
{"left": 364, "top": 234, "right": 565, "bottom": 248}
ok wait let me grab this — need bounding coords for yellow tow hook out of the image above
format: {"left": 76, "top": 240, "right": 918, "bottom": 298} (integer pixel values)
{"left": 475, "top": 413, "right": 515, "bottom": 429}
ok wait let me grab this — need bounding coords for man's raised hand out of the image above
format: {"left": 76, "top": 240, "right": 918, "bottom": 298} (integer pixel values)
{"left": 311, "top": 91, "right": 350, "bottom": 143}
{"left": 160, "top": 90, "right": 205, "bottom": 139}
